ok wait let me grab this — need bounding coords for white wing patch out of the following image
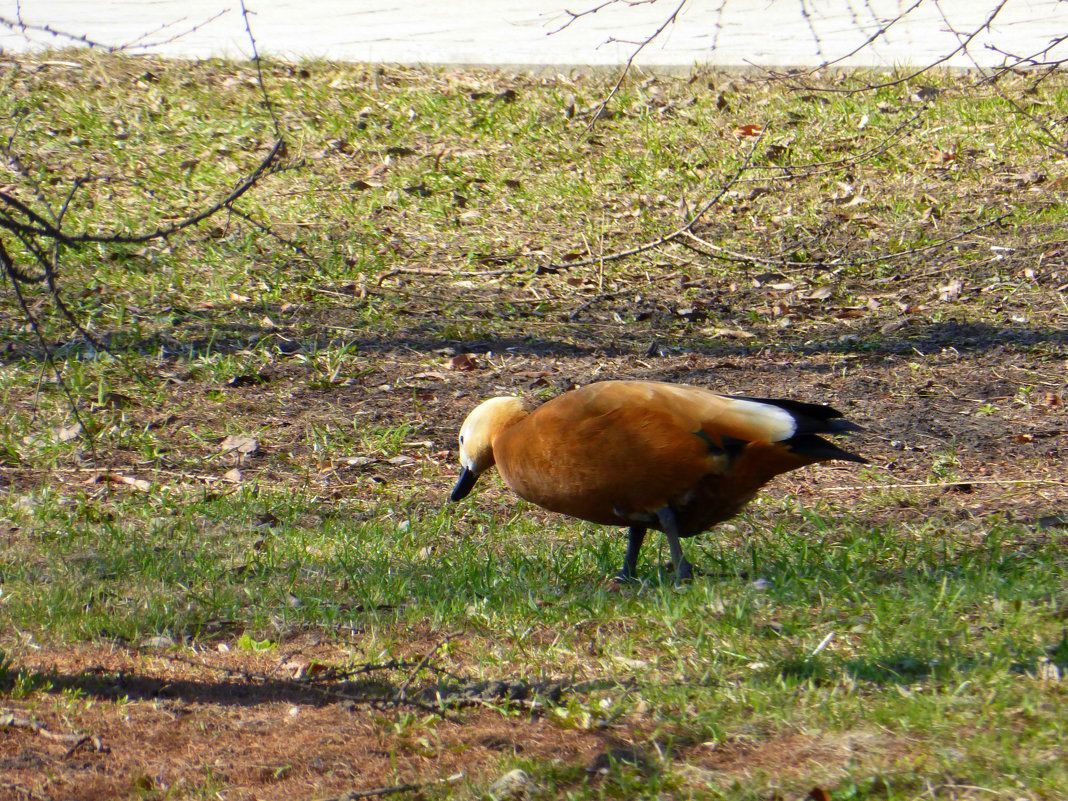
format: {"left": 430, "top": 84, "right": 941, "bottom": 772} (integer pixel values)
{"left": 721, "top": 397, "right": 798, "bottom": 442}
{"left": 638, "top": 382, "right": 799, "bottom": 442}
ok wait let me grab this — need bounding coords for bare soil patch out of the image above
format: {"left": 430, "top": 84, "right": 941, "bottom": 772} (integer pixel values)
{"left": 1, "top": 640, "right": 611, "bottom": 800}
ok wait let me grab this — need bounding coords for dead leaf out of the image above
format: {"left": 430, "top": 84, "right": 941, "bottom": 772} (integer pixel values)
{"left": 229, "top": 292, "right": 251, "bottom": 303}
{"left": 282, "top": 658, "right": 308, "bottom": 679}
{"left": 732, "top": 123, "right": 764, "bottom": 139}
{"left": 227, "top": 374, "right": 267, "bottom": 387}
{"left": 701, "top": 326, "right": 755, "bottom": 339}
{"left": 937, "top": 279, "right": 963, "bottom": 301}
{"left": 805, "top": 287, "right": 833, "bottom": 300}
{"left": 220, "top": 435, "right": 259, "bottom": 456}
{"left": 928, "top": 148, "right": 956, "bottom": 164}
{"left": 100, "top": 391, "right": 135, "bottom": 410}
{"left": 342, "top": 456, "right": 376, "bottom": 468}
{"left": 223, "top": 468, "right": 243, "bottom": 483}
{"left": 53, "top": 423, "right": 82, "bottom": 443}
{"left": 809, "top": 788, "right": 831, "bottom": 801}
{"left": 880, "top": 318, "right": 910, "bottom": 334}
{"left": 446, "top": 353, "right": 480, "bottom": 371}
{"left": 1045, "top": 393, "right": 1063, "bottom": 407}
{"left": 99, "top": 473, "right": 151, "bottom": 491}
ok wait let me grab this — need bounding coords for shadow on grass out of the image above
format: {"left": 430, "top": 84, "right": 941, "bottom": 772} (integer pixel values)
{"left": 8, "top": 638, "right": 1062, "bottom": 711}
{"left": 6, "top": 659, "right": 596, "bottom": 711}
{"left": 2, "top": 299, "right": 1066, "bottom": 366}
{"left": 777, "top": 643, "right": 1068, "bottom": 687}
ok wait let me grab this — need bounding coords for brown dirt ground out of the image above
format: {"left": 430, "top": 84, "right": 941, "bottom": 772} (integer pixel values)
{"left": 0, "top": 637, "right": 613, "bottom": 801}
{"left": 0, "top": 636, "right": 914, "bottom": 801}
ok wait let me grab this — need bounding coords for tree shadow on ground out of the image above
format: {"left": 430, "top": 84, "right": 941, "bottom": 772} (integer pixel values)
{"left": 3, "top": 306, "right": 1065, "bottom": 367}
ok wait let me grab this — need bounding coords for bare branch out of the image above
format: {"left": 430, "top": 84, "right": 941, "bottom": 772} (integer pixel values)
{"left": 0, "top": 10, "right": 230, "bottom": 53}
{"left": 769, "top": 0, "right": 1013, "bottom": 94}
{"left": 553, "top": 125, "right": 767, "bottom": 274}
{"left": 580, "top": 0, "right": 687, "bottom": 133}
{"left": 312, "top": 773, "right": 465, "bottom": 801}
{"left": 0, "top": 0, "right": 291, "bottom": 447}
{"left": 547, "top": 0, "right": 662, "bottom": 36}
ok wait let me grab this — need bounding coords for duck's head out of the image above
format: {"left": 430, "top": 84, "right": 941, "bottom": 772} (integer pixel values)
{"left": 450, "top": 396, "right": 531, "bottom": 502}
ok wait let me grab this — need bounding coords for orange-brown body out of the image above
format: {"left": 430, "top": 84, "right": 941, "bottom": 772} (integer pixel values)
{"left": 451, "top": 381, "right": 865, "bottom": 581}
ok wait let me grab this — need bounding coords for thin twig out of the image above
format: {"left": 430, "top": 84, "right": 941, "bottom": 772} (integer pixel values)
{"left": 679, "top": 211, "right": 1010, "bottom": 272}
{"left": 822, "top": 478, "right": 1068, "bottom": 492}
{"left": 145, "top": 648, "right": 457, "bottom": 717}
{"left": 549, "top": 127, "right": 766, "bottom": 272}
{"left": 760, "top": 0, "right": 927, "bottom": 83}
{"left": 0, "top": 139, "right": 285, "bottom": 244}
{"left": 0, "top": 711, "right": 106, "bottom": 751}
{"left": 320, "top": 772, "right": 464, "bottom": 801}
{"left": 238, "top": 0, "right": 282, "bottom": 136}
{"left": 114, "top": 10, "right": 230, "bottom": 52}
{"left": 2, "top": 262, "right": 94, "bottom": 451}
{"left": 393, "top": 632, "right": 463, "bottom": 706}
{"left": 227, "top": 205, "right": 318, "bottom": 261}
{"left": 747, "top": 109, "right": 925, "bottom": 179}
{"left": 774, "top": 0, "right": 1012, "bottom": 95}
{"left": 569, "top": 272, "right": 680, "bottom": 321}
{"left": 0, "top": 13, "right": 122, "bottom": 51}
{"left": 376, "top": 265, "right": 531, "bottom": 282}
{"left": 547, "top": 0, "right": 661, "bottom": 36}
{"left": 0, "top": 10, "right": 228, "bottom": 53}
{"left": 580, "top": 0, "right": 687, "bottom": 134}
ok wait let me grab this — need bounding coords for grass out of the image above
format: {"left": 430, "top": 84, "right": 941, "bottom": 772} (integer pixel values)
{"left": 1, "top": 51, "right": 1067, "bottom": 799}
{"left": 3, "top": 482, "right": 1066, "bottom": 797}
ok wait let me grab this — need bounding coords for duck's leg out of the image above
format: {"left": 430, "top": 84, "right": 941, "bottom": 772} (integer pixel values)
{"left": 656, "top": 506, "right": 693, "bottom": 581}
{"left": 617, "top": 525, "right": 647, "bottom": 583}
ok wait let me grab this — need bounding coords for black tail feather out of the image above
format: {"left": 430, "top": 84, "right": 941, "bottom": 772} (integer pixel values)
{"left": 729, "top": 395, "right": 866, "bottom": 463}
{"left": 786, "top": 433, "right": 868, "bottom": 464}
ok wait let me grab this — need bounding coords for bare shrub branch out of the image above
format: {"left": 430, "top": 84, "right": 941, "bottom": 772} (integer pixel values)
{"left": 0, "top": 9, "right": 292, "bottom": 448}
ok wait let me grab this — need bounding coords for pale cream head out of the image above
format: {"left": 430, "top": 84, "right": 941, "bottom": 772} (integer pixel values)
{"left": 457, "top": 396, "right": 530, "bottom": 475}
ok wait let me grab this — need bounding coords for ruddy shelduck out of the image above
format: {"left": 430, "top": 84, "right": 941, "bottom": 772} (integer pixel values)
{"left": 451, "top": 380, "right": 865, "bottom": 582}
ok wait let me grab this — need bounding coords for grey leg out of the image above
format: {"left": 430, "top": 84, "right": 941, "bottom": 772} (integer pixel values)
{"left": 655, "top": 506, "right": 693, "bottom": 581}
{"left": 617, "top": 526, "right": 647, "bottom": 583}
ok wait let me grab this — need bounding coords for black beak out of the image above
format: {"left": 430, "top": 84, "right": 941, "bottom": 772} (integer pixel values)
{"left": 450, "top": 467, "right": 477, "bottom": 501}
